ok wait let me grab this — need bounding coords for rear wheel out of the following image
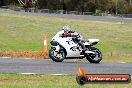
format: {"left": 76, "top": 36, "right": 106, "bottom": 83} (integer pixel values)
{"left": 49, "top": 48, "right": 66, "bottom": 62}
{"left": 86, "top": 47, "right": 102, "bottom": 63}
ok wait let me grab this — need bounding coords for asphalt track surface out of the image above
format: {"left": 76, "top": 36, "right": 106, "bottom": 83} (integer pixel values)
{"left": 0, "top": 58, "right": 132, "bottom": 75}
{"left": 0, "top": 10, "right": 132, "bottom": 22}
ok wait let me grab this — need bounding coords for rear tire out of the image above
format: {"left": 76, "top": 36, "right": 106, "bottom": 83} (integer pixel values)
{"left": 49, "top": 49, "right": 66, "bottom": 62}
{"left": 86, "top": 47, "right": 102, "bottom": 63}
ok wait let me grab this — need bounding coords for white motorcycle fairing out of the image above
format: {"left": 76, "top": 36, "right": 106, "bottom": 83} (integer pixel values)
{"left": 52, "top": 30, "right": 82, "bottom": 57}
{"left": 52, "top": 37, "right": 81, "bottom": 57}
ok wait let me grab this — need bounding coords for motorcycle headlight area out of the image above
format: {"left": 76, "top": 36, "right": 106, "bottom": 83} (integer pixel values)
{"left": 52, "top": 45, "right": 60, "bottom": 52}
{"left": 51, "top": 47, "right": 56, "bottom": 50}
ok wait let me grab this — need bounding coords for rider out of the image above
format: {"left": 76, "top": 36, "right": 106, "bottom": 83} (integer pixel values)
{"left": 62, "top": 26, "right": 73, "bottom": 37}
{"left": 62, "top": 26, "right": 86, "bottom": 53}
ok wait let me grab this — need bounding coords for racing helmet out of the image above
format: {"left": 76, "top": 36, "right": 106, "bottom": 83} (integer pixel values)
{"left": 62, "top": 26, "right": 71, "bottom": 37}
{"left": 62, "top": 26, "right": 70, "bottom": 31}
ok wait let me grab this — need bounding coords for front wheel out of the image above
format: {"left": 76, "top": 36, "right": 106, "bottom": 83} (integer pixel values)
{"left": 86, "top": 47, "right": 102, "bottom": 63}
{"left": 49, "top": 48, "right": 66, "bottom": 62}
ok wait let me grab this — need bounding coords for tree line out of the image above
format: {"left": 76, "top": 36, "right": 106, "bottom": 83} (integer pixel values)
{"left": 0, "top": 0, "right": 132, "bottom": 14}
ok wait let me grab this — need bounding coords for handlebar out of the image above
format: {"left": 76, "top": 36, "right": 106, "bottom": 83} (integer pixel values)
{"left": 68, "top": 30, "right": 74, "bottom": 33}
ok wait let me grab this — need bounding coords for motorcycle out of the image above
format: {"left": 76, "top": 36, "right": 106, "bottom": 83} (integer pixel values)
{"left": 49, "top": 29, "right": 102, "bottom": 63}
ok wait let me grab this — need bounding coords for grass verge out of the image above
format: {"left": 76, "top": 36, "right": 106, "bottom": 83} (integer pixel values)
{"left": 0, "top": 74, "right": 131, "bottom": 88}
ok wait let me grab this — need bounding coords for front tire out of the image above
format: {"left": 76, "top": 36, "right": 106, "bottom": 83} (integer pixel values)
{"left": 49, "top": 48, "right": 66, "bottom": 62}
{"left": 86, "top": 47, "right": 102, "bottom": 63}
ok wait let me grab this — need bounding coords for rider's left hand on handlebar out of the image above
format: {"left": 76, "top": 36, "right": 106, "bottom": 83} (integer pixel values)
{"left": 68, "top": 30, "right": 74, "bottom": 33}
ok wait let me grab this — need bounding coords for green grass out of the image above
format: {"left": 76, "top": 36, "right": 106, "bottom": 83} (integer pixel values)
{"left": 0, "top": 13, "right": 132, "bottom": 62}
{"left": 0, "top": 74, "right": 131, "bottom": 88}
